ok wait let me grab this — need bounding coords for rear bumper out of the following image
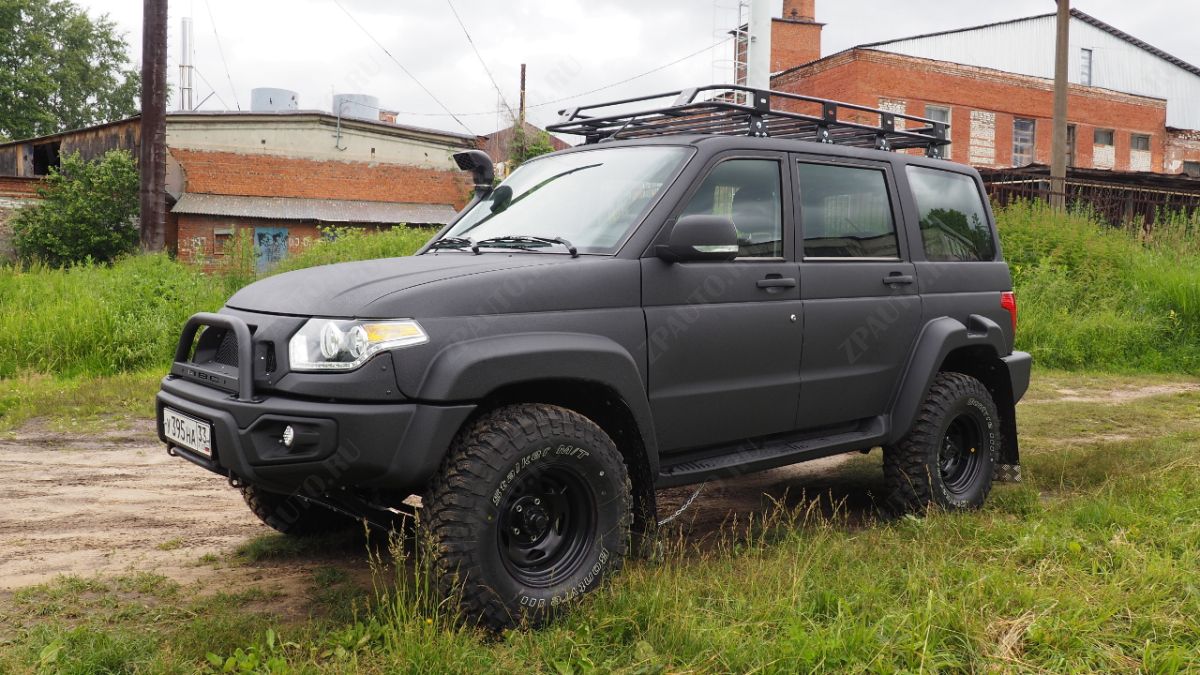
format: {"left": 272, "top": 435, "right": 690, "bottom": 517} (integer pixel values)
{"left": 156, "top": 375, "right": 474, "bottom": 496}
{"left": 1004, "top": 351, "right": 1033, "bottom": 403}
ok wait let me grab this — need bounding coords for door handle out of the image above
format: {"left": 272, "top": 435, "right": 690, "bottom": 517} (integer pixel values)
{"left": 757, "top": 277, "right": 797, "bottom": 289}
{"left": 883, "top": 274, "right": 914, "bottom": 286}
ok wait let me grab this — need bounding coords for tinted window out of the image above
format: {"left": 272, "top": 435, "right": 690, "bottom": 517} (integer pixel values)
{"left": 797, "top": 163, "right": 898, "bottom": 259}
{"left": 681, "top": 159, "right": 782, "bottom": 258}
{"left": 907, "top": 166, "right": 996, "bottom": 262}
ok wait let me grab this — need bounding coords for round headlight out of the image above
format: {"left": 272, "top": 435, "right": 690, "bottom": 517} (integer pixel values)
{"left": 320, "top": 322, "right": 344, "bottom": 359}
{"left": 347, "top": 325, "right": 369, "bottom": 359}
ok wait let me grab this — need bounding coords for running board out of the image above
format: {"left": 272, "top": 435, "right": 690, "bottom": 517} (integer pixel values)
{"left": 656, "top": 418, "right": 887, "bottom": 488}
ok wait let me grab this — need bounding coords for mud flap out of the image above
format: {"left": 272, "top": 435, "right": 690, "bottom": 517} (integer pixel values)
{"left": 994, "top": 463, "right": 1022, "bottom": 483}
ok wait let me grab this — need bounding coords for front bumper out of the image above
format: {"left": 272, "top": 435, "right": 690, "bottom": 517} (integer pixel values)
{"left": 157, "top": 375, "right": 474, "bottom": 496}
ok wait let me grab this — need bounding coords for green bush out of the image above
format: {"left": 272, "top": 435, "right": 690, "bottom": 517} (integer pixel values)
{"left": 11, "top": 150, "right": 139, "bottom": 266}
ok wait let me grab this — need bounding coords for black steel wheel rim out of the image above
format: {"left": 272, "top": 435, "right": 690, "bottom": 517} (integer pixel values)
{"left": 939, "top": 411, "right": 985, "bottom": 494}
{"left": 496, "top": 461, "right": 597, "bottom": 588}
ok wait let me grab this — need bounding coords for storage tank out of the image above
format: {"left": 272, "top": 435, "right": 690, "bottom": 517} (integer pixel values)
{"left": 333, "top": 93, "right": 381, "bottom": 121}
{"left": 251, "top": 87, "right": 299, "bottom": 112}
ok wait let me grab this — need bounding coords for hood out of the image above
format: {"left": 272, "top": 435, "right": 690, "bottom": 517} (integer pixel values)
{"left": 225, "top": 253, "right": 577, "bottom": 317}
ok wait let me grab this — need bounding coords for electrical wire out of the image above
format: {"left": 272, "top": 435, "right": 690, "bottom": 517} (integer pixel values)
{"left": 331, "top": 0, "right": 475, "bottom": 135}
{"left": 203, "top": 0, "right": 241, "bottom": 110}
{"left": 445, "top": 0, "right": 516, "bottom": 120}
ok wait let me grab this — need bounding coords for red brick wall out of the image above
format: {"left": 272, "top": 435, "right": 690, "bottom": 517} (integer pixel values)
{"left": 171, "top": 149, "right": 474, "bottom": 208}
{"left": 772, "top": 20, "right": 823, "bottom": 72}
{"left": 773, "top": 50, "right": 1169, "bottom": 172}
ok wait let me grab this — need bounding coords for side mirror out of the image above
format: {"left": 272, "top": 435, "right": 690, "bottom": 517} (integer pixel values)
{"left": 453, "top": 150, "right": 495, "bottom": 196}
{"left": 656, "top": 215, "right": 739, "bottom": 263}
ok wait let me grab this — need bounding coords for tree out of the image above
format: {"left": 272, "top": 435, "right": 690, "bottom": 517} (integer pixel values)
{"left": 11, "top": 149, "right": 140, "bottom": 266}
{"left": 0, "top": 0, "right": 140, "bottom": 141}
{"left": 508, "top": 122, "right": 556, "bottom": 169}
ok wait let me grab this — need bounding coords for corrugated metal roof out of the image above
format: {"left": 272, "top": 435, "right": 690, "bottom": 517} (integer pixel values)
{"left": 172, "top": 193, "right": 458, "bottom": 225}
{"left": 858, "top": 10, "right": 1200, "bottom": 79}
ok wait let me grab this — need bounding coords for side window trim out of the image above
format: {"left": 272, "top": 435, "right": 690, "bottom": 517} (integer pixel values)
{"left": 790, "top": 155, "right": 907, "bottom": 263}
{"left": 662, "top": 152, "right": 793, "bottom": 262}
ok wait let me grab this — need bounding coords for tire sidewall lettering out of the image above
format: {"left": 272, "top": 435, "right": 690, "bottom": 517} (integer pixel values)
{"left": 491, "top": 443, "right": 592, "bottom": 507}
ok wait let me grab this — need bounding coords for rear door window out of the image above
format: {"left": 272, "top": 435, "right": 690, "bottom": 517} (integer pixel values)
{"left": 906, "top": 166, "right": 996, "bottom": 262}
{"left": 796, "top": 162, "right": 898, "bottom": 259}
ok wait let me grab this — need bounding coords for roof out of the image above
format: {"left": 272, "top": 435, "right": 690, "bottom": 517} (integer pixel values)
{"left": 481, "top": 121, "right": 571, "bottom": 162}
{"left": 0, "top": 109, "right": 480, "bottom": 151}
{"left": 172, "top": 193, "right": 459, "bottom": 225}
{"left": 858, "top": 9, "right": 1200, "bottom": 79}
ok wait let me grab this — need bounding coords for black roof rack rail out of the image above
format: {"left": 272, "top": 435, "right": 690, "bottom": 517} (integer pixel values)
{"left": 547, "top": 84, "right": 950, "bottom": 158}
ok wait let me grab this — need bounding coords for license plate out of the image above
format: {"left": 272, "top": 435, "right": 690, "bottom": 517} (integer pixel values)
{"left": 163, "top": 407, "right": 213, "bottom": 458}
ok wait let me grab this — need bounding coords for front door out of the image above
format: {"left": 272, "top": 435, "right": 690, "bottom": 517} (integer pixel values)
{"left": 792, "top": 157, "right": 923, "bottom": 429}
{"left": 644, "top": 155, "right": 804, "bottom": 453}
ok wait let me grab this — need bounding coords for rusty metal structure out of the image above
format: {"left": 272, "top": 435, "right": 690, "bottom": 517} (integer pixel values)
{"left": 980, "top": 164, "right": 1200, "bottom": 228}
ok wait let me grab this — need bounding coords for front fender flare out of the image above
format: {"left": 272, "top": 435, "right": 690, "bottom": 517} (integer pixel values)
{"left": 414, "top": 332, "right": 659, "bottom": 473}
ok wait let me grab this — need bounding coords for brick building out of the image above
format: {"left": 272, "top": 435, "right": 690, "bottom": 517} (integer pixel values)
{"left": 760, "top": 1, "right": 1200, "bottom": 175}
{"left": 0, "top": 110, "right": 479, "bottom": 266}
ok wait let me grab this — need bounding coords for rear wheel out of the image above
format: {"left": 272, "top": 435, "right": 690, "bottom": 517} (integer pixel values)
{"left": 241, "top": 484, "right": 353, "bottom": 536}
{"left": 884, "top": 372, "right": 1000, "bottom": 513}
{"left": 423, "top": 403, "right": 632, "bottom": 630}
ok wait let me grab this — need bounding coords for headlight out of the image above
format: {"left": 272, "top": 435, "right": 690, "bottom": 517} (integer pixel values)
{"left": 288, "top": 318, "right": 428, "bottom": 371}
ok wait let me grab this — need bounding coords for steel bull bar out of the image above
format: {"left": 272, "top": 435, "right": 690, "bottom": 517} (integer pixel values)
{"left": 170, "top": 312, "right": 257, "bottom": 402}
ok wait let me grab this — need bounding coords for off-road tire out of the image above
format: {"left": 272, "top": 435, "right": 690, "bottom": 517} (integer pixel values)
{"left": 423, "top": 403, "right": 633, "bottom": 631}
{"left": 884, "top": 372, "right": 1000, "bottom": 513}
{"left": 241, "top": 484, "right": 353, "bottom": 536}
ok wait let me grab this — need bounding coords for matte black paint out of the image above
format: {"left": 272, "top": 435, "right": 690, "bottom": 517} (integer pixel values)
{"left": 158, "top": 133, "right": 1030, "bottom": 499}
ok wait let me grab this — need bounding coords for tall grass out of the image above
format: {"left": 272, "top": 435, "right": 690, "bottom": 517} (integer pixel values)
{"left": 1001, "top": 200, "right": 1200, "bottom": 372}
{"left": 0, "top": 227, "right": 435, "bottom": 379}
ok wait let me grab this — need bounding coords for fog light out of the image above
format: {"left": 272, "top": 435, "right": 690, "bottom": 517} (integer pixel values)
{"left": 281, "top": 425, "right": 295, "bottom": 448}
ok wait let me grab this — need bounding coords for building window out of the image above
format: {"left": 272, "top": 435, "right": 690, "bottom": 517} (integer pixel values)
{"left": 1131, "top": 134, "right": 1151, "bottom": 151}
{"left": 1184, "top": 161, "right": 1200, "bottom": 178}
{"left": 1013, "top": 118, "right": 1036, "bottom": 167}
{"left": 1080, "top": 48, "right": 1093, "bottom": 86}
{"left": 213, "top": 228, "right": 234, "bottom": 256}
{"left": 1094, "top": 129, "right": 1115, "bottom": 146}
{"left": 925, "top": 105, "right": 952, "bottom": 159}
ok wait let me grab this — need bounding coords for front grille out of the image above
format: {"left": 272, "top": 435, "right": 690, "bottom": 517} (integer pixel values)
{"left": 213, "top": 330, "right": 239, "bottom": 367}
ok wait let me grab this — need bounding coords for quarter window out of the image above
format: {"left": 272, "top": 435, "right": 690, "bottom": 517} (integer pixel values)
{"left": 907, "top": 166, "right": 996, "bottom": 262}
{"left": 797, "top": 163, "right": 898, "bottom": 259}
{"left": 680, "top": 159, "right": 783, "bottom": 258}
{"left": 1013, "top": 118, "right": 1036, "bottom": 166}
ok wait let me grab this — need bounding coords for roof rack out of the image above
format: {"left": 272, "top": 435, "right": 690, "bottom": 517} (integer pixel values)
{"left": 547, "top": 84, "right": 950, "bottom": 158}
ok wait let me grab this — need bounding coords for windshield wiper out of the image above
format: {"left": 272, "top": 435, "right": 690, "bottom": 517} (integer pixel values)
{"left": 427, "top": 236, "right": 480, "bottom": 254}
{"left": 474, "top": 235, "right": 579, "bottom": 258}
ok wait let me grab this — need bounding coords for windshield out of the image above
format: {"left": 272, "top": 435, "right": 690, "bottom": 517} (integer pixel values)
{"left": 438, "top": 146, "right": 690, "bottom": 255}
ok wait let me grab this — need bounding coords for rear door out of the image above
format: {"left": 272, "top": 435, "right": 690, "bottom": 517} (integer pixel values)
{"left": 792, "top": 156, "right": 923, "bottom": 429}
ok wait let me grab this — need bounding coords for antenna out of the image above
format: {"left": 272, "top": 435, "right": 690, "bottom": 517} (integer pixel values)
{"left": 179, "top": 17, "right": 195, "bottom": 111}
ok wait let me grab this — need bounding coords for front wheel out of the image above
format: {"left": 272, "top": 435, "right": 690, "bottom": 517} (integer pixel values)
{"left": 884, "top": 372, "right": 1000, "bottom": 513}
{"left": 423, "top": 404, "right": 632, "bottom": 630}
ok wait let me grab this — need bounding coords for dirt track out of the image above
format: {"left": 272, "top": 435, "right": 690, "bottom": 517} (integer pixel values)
{"left": 0, "top": 419, "right": 869, "bottom": 591}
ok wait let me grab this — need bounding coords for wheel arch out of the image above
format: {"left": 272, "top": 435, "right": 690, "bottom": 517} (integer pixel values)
{"left": 889, "top": 315, "right": 1019, "bottom": 465}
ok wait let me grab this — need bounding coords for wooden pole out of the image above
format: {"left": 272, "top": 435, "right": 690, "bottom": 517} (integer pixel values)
{"left": 1050, "top": 0, "right": 1070, "bottom": 211}
{"left": 140, "top": 0, "right": 168, "bottom": 251}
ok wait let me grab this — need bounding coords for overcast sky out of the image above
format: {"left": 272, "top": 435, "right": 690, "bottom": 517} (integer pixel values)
{"left": 73, "top": 0, "right": 1200, "bottom": 138}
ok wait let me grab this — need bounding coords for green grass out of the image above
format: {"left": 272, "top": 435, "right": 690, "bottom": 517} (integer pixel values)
{"left": 2, "top": 371, "right": 1199, "bottom": 673}
{"left": 0, "top": 370, "right": 160, "bottom": 433}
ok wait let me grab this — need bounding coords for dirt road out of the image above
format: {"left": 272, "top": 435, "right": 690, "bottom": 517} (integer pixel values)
{"left": 0, "top": 420, "right": 875, "bottom": 591}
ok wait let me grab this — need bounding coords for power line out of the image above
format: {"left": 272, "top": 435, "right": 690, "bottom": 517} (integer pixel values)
{"left": 331, "top": 0, "right": 475, "bottom": 135}
{"left": 203, "top": 0, "right": 240, "bottom": 110}
{"left": 366, "top": 36, "right": 735, "bottom": 121}
{"left": 445, "top": 0, "right": 516, "bottom": 120}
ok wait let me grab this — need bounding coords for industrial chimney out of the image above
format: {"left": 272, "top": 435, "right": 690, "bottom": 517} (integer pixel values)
{"left": 773, "top": 0, "right": 823, "bottom": 72}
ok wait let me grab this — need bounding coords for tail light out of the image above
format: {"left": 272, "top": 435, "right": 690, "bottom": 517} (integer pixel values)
{"left": 1000, "top": 291, "right": 1017, "bottom": 333}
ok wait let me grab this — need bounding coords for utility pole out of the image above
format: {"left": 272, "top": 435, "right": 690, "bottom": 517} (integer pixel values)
{"left": 1050, "top": 0, "right": 1070, "bottom": 211}
{"left": 519, "top": 63, "right": 527, "bottom": 126}
{"left": 140, "top": 0, "right": 168, "bottom": 251}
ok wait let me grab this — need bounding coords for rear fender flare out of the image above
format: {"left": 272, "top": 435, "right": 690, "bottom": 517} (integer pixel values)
{"left": 888, "top": 315, "right": 1008, "bottom": 442}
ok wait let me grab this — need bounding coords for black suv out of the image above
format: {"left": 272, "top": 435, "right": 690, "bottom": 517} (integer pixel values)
{"left": 157, "top": 86, "right": 1031, "bottom": 629}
